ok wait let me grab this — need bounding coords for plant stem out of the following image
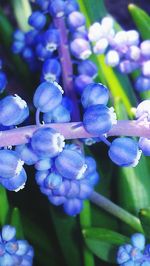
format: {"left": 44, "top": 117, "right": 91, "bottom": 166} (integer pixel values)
{"left": 0, "top": 120, "right": 149, "bottom": 148}
{"left": 80, "top": 201, "right": 95, "bottom": 266}
{"left": 53, "top": 16, "right": 80, "bottom": 121}
{"left": 90, "top": 191, "right": 143, "bottom": 233}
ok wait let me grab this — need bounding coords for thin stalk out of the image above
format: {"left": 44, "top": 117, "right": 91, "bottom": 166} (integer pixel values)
{"left": 90, "top": 191, "right": 143, "bottom": 233}
{"left": 0, "top": 120, "right": 149, "bottom": 148}
{"left": 80, "top": 201, "right": 95, "bottom": 266}
{"left": 53, "top": 16, "right": 80, "bottom": 121}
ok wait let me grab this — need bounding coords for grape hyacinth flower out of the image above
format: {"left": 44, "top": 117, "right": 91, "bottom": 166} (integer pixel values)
{"left": 55, "top": 148, "right": 87, "bottom": 180}
{"left": 136, "top": 100, "right": 150, "bottom": 121}
{"left": 28, "top": 11, "right": 46, "bottom": 30}
{"left": 74, "top": 74, "right": 93, "bottom": 95}
{"left": 49, "top": 0, "right": 65, "bottom": 18}
{"left": 33, "top": 81, "right": 63, "bottom": 113}
{"left": 117, "top": 233, "right": 150, "bottom": 265}
{"left": 83, "top": 104, "right": 117, "bottom": 135}
{"left": 81, "top": 82, "right": 109, "bottom": 108}
{"left": 35, "top": 143, "right": 99, "bottom": 216}
{"left": 70, "top": 38, "right": 92, "bottom": 60}
{"left": 77, "top": 59, "right": 98, "bottom": 78}
{"left": 31, "top": 127, "right": 65, "bottom": 158}
{"left": 0, "top": 225, "right": 34, "bottom": 265}
{"left": 0, "top": 95, "right": 29, "bottom": 126}
{"left": 108, "top": 137, "right": 142, "bottom": 167}
{"left": 42, "top": 58, "right": 61, "bottom": 82}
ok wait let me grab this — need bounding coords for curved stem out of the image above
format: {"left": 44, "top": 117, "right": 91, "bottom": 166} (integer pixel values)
{"left": 0, "top": 120, "right": 149, "bottom": 148}
{"left": 90, "top": 191, "right": 143, "bottom": 233}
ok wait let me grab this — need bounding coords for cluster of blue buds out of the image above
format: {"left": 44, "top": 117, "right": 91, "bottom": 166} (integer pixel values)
{"left": 88, "top": 17, "right": 150, "bottom": 92}
{"left": 12, "top": 0, "right": 98, "bottom": 93}
{"left": 6, "top": 0, "right": 149, "bottom": 218}
{"left": 35, "top": 143, "right": 99, "bottom": 216}
{"left": 0, "top": 225, "right": 34, "bottom": 265}
{"left": 117, "top": 233, "right": 150, "bottom": 265}
{"left": 14, "top": 80, "right": 99, "bottom": 216}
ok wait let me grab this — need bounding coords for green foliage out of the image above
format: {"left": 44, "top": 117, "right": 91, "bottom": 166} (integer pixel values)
{"left": 0, "top": 186, "right": 9, "bottom": 226}
{"left": 11, "top": 0, "right": 32, "bottom": 32}
{"left": 10, "top": 208, "right": 24, "bottom": 239}
{"left": 139, "top": 208, "right": 150, "bottom": 240}
{"left": 83, "top": 228, "right": 129, "bottom": 263}
{"left": 128, "top": 4, "right": 150, "bottom": 40}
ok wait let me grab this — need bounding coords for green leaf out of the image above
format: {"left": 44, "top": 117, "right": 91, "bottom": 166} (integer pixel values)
{"left": 84, "top": 147, "right": 118, "bottom": 231}
{"left": 10, "top": 208, "right": 24, "bottom": 239}
{"left": 83, "top": 228, "right": 129, "bottom": 263}
{"left": 11, "top": 0, "right": 32, "bottom": 32}
{"left": 0, "top": 186, "right": 9, "bottom": 226}
{"left": 118, "top": 155, "right": 150, "bottom": 216}
{"left": 139, "top": 208, "right": 150, "bottom": 240}
{"left": 128, "top": 4, "right": 150, "bottom": 40}
{"left": 78, "top": 0, "right": 107, "bottom": 26}
{"left": 50, "top": 206, "right": 83, "bottom": 266}
{"left": 22, "top": 212, "right": 60, "bottom": 266}
{"left": 80, "top": 201, "right": 95, "bottom": 266}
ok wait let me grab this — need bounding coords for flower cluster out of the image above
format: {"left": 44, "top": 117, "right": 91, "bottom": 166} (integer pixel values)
{"left": 117, "top": 233, "right": 150, "bottom": 265}
{"left": 88, "top": 17, "right": 150, "bottom": 92}
{"left": 12, "top": 0, "right": 98, "bottom": 94}
{"left": 14, "top": 81, "right": 99, "bottom": 216}
{"left": 0, "top": 0, "right": 146, "bottom": 218}
{"left": 0, "top": 76, "right": 149, "bottom": 213}
{"left": 0, "top": 225, "right": 34, "bottom": 265}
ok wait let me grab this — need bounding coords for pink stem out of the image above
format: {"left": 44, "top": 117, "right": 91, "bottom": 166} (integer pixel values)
{"left": 0, "top": 120, "right": 149, "bottom": 148}
{"left": 53, "top": 16, "right": 80, "bottom": 121}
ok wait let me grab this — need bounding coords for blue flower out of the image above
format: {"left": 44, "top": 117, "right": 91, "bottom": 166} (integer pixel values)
{"left": 33, "top": 81, "right": 63, "bottom": 113}
{"left": 64, "top": 0, "right": 79, "bottom": 15}
{"left": 0, "top": 95, "right": 29, "bottom": 126}
{"left": 49, "top": 0, "right": 65, "bottom": 18}
{"left": 70, "top": 38, "right": 91, "bottom": 60}
{"left": 55, "top": 148, "right": 87, "bottom": 180}
{"left": 0, "top": 150, "right": 24, "bottom": 178}
{"left": 77, "top": 59, "right": 98, "bottom": 78}
{"left": 139, "top": 138, "right": 150, "bottom": 156}
{"left": 136, "top": 100, "right": 150, "bottom": 121}
{"left": 81, "top": 83, "right": 109, "bottom": 108}
{"left": 83, "top": 104, "right": 117, "bottom": 135}
{"left": 43, "top": 29, "right": 60, "bottom": 52}
{"left": 42, "top": 58, "right": 61, "bottom": 82}
{"left": 31, "top": 127, "right": 65, "bottom": 158}
{"left": 67, "top": 11, "right": 85, "bottom": 30}
{"left": 74, "top": 74, "right": 93, "bottom": 95}
{"left": 28, "top": 11, "right": 46, "bottom": 30}
{"left": 63, "top": 198, "right": 83, "bottom": 216}
{"left": 135, "top": 76, "right": 150, "bottom": 92}
{"left": 0, "top": 225, "right": 34, "bottom": 265}
{"left": 15, "top": 143, "right": 39, "bottom": 166}
{"left": 108, "top": 137, "right": 141, "bottom": 167}
{"left": 35, "top": 158, "right": 52, "bottom": 171}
